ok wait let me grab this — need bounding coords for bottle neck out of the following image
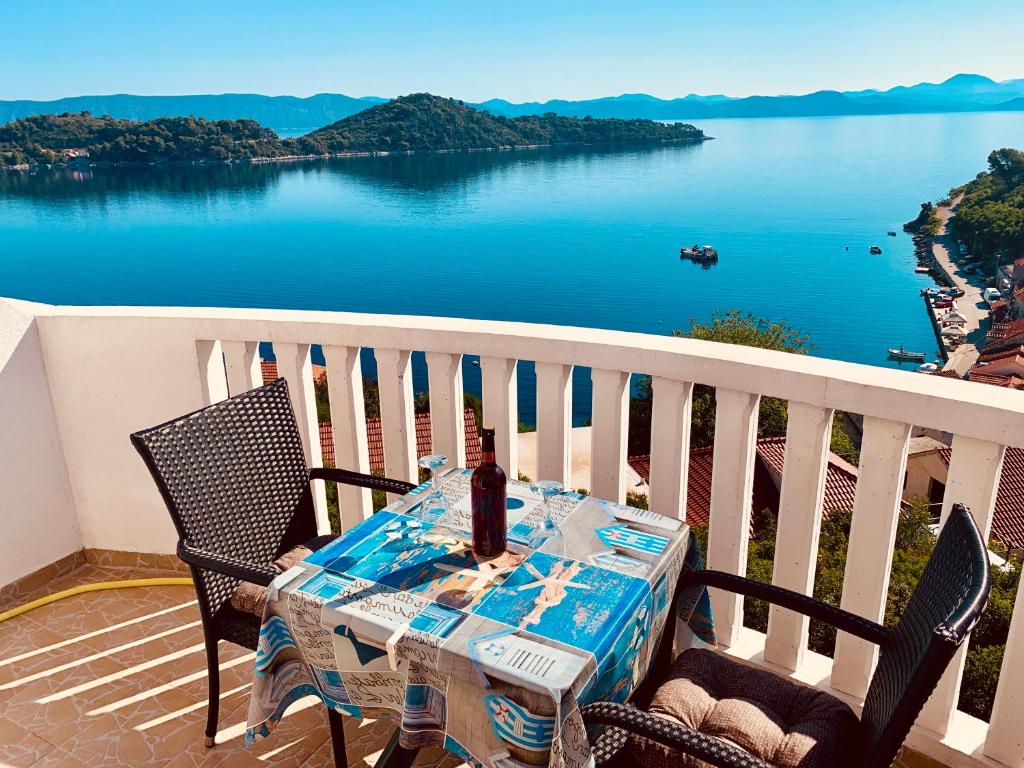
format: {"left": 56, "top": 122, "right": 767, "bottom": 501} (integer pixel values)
{"left": 482, "top": 450, "right": 496, "bottom": 464}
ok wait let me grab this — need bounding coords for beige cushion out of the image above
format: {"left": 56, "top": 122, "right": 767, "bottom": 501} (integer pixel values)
{"left": 229, "top": 545, "right": 313, "bottom": 616}
{"left": 628, "top": 649, "right": 857, "bottom": 768}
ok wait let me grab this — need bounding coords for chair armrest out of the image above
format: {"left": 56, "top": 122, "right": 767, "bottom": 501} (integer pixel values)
{"left": 679, "top": 570, "right": 890, "bottom": 646}
{"left": 177, "top": 542, "right": 278, "bottom": 586}
{"left": 309, "top": 466, "right": 416, "bottom": 496}
{"left": 581, "top": 702, "right": 771, "bottom": 768}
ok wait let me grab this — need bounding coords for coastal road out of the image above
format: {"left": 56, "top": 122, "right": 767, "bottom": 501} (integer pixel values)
{"left": 931, "top": 196, "right": 987, "bottom": 375}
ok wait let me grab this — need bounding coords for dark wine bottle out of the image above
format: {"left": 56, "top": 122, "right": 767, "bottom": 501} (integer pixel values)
{"left": 471, "top": 427, "right": 507, "bottom": 557}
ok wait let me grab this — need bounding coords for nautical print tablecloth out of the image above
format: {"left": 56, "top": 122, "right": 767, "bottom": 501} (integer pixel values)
{"left": 246, "top": 468, "right": 715, "bottom": 768}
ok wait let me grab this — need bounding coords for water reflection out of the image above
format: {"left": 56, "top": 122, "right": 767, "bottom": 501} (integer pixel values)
{"left": 0, "top": 142, "right": 704, "bottom": 204}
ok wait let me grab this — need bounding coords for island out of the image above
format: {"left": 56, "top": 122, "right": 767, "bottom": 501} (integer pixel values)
{"left": 0, "top": 93, "right": 706, "bottom": 169}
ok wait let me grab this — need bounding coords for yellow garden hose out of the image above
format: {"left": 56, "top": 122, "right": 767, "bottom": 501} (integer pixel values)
{"left": 0, "top": 577, "right": 193, "bottom": 624}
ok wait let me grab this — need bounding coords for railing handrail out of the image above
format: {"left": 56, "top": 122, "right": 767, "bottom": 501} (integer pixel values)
{"left": 30, "top": 300, "right": 1024, "bottom": 448}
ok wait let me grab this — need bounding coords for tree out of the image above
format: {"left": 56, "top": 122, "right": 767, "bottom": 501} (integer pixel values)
{"left": 629, "top": 311, "right": 856, "bottom": 458}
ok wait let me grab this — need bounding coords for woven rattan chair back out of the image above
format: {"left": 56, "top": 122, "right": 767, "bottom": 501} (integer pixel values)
{"left": 859, "top": 503, "right": 990, "bottom": 765}
{"left": 130, "top": 378, "right": 317, "bottom": 619}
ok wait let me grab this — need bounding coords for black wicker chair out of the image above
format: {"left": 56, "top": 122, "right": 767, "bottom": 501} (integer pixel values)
{"left": 582, "top": 503, "right": 991, "bottom": 768}
{"left": 130, "top": 378, "right": 415, "bottom": 767}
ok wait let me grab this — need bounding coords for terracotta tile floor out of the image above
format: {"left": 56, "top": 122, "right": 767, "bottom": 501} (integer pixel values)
{"left": 0, "top": 564, "right": 942, "bottom": 768}
{"left": 0, "top": 565, "right": 464, "bottom": 768}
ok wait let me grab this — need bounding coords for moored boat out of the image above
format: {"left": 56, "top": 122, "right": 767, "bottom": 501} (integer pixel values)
{"left": 870, "top": 245, "right": 883, "bottom": 254}
{"left": 887, "top": 345, "right": 926, "bottom": 362}
{"left": 680, "top": 244, "right": 719, "bottom": 262}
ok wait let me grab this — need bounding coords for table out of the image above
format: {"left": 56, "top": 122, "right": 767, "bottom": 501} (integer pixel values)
{"left": 246, "top": 468, "right": 715, "bottom": 768}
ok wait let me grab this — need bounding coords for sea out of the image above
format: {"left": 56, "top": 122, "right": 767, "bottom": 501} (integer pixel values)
{"left": 2, "top": 112, "right": 1022, "bottom": 425}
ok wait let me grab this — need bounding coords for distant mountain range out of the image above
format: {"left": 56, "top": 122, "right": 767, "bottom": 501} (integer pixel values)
{"left": 2, "top": 74, "right": 1023, "bottom": 133}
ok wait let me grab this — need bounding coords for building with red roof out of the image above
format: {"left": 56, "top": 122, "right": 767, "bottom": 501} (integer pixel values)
{"left": 627, "top": 437, "right": 858, "bottom": 528}
{"left": 906, "top": 442, "right": 1024, "bottom": 553}
{"left": 320, "top": 410, "right": 481, "bottom": 472}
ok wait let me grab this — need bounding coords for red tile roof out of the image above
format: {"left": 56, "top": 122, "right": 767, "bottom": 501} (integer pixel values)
{"left": 628, "top": 437, "right": 858, "bottom": 527}
{"left": 983, "top": 319, "right": 1024, "bottom": 355}
{"left": 966, "top": 370, "right": 1024, "bottom": 389}
{"left": 933, "top": 369, "right": 963, "bottom": 379}
{"left": 757, "top": 437, "right": 859, "bottom": 514}
{"left": 321, "top": 409, "right": 481, "bottom": 472}
{"left": 939, "top": 447, "right": 1024, "bottom": 549}
{"left": 261, "top": 359, "right": 326, "bottom": 384}
{"left": 977, "top": 345, "right": 1024, "bottom": 365}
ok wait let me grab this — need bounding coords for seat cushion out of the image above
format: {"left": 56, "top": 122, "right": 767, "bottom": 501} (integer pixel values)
{"left": 628, "top": 649, "right": 858, "bottom": 768}
{"left": 229, "top": 536, "right": 336, "bottom": 616}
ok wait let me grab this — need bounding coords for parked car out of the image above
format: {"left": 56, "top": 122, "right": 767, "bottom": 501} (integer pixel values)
{"left": 933, "top": 299, "right": 954, "bottom": 309}
{"left": 946, "top": 287, "right": 965, "bottom": 298}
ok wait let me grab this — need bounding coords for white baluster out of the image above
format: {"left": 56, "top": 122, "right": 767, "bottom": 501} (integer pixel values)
{"left": 323, "top": 345, "right": 372, "bottom": 530}
{"left": 706, "top": 388, "right": 760, "bottom": 648}
{"left": 919, "top": 435, "right": 1005, "bottom": 735}
{"left": 535, "top": 362, "right": 573, "bottom": 487}
{"left": 590, "top": 368, "right": 630, "bottom": 503}
{"left": 831, "top": 416, "right": 911, "bottom": 699}
{"left": 274, "top": 342, "right": 329, "bottom": 533}
{"left": 649, "top": 377, "right": 693, "bottom": 521}
{"left": 426, "top": 352, "right": 466, "bottom": 468}
{"left": 764, "top": 403, "right": 834, "bottom": 671}
{"left": 222, "top": 340, "right": 262, "bottom": 396}
{"left": 375, "top": 349, "right": 417, "bottom": 492}
{"left": 195, "top": 340, "right": 228, "bottom": 405}
{"left": 479, "top": 356, "right": 518, "bottom": 478}
{"left": 986, "top": 582, "right": 1024, "bottom": 765}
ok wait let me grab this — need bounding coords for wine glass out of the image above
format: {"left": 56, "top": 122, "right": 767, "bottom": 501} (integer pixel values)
{"left": 417, "top": 454, "right": 449, "bottom": 522}
{"left": 530, "top": 479, "right": 565, "bottom": 555}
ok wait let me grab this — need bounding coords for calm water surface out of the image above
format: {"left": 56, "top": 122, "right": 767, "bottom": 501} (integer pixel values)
{"left": 2, "top": 112, "right": 1022, "bottom": 424}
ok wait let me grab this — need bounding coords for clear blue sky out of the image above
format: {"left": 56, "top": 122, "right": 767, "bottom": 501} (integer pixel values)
{"left": 5, "top": 1, "right": 1023, "bottom": 101}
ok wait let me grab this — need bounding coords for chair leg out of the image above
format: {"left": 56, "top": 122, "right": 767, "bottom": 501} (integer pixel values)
{"left": 203, "top": 637, "right": 220, "bottom": 747}
{"left": 327, "top": 708, "right": 348, "bottom": 768}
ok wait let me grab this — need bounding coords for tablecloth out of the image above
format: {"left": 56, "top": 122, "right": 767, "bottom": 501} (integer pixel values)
{"left": 246, "top": 468, "right": 715, "bottom": 768}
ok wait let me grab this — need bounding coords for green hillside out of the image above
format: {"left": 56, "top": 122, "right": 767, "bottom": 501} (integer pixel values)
{"left": 1, "top": 93, "right": 705, "bottom": 168}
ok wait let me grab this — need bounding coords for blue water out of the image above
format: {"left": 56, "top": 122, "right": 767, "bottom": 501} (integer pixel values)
{"left": 2, "top": 112, "right": 1022, "bottom": 425}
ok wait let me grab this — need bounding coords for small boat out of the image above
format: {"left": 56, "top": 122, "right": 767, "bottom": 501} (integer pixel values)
{"left": 887, "top": 231, "right": 897, "bottom": 237}
{"left": 916, "top": 362, "right": 940, "bottom": 373}
{"left": 680, "top": 244, "right": 719, "bottom": 262}
{"left": 870, "top": 245, "right": 883, "bottom": 255}
{"left": 888, "top": 346, "right": 927, "bottom": 362}
{"left": 915, "top": 266, "right": 930, "bottom": 274}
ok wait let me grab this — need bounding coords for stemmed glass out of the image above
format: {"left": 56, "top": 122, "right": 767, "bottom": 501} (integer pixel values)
{"left": 530, "top": 479, "right": 565, "bottom": 555}
{"left": 417, "top": 454, "right": 449, "bottom": 522}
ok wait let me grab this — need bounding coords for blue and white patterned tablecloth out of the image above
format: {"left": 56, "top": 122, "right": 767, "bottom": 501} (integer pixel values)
{"left": 246, "top": 469, "right": 715, "bottom": 768}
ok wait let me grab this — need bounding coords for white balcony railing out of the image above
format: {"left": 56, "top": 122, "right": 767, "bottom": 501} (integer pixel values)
{"left": 1, "top": 296, "right": 1023, "bottom": 767}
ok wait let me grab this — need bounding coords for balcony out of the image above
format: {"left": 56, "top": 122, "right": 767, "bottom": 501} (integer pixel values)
{"left": 1, "top": 295, "right": 1023, "bottom": 768}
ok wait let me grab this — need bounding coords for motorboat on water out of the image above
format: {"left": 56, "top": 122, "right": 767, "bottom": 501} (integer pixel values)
{"left": 888, "top": 345, "right": 927, "bottom": 362}
{"left": 870, "top": 245, "right": 883, "bottom": 254}
{"left": 916, "top": 362, "right": 940, "bottom": 373}
{"left": 887, "top": 231, "right": 897, "bottom": 237}
{"left": 681, "top": 244, "right": 719, "bottom": 262}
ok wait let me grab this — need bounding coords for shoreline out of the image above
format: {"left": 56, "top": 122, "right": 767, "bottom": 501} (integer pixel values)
{"left": 915, "top": 196, "right": 989, "bottom": 375}
{"left": 2, "top": 135, "right": 710, "bottom": 173}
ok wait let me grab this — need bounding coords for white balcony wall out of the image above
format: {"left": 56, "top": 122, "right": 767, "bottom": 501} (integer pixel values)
{"left": 34, "top": 307, "right": 211, "bottom": 556}
{"left": 4, "top": 297, "right": 1024, "bottom": 768}
{"left": 0, "top": 299, "right": 80, "bottom": 586}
